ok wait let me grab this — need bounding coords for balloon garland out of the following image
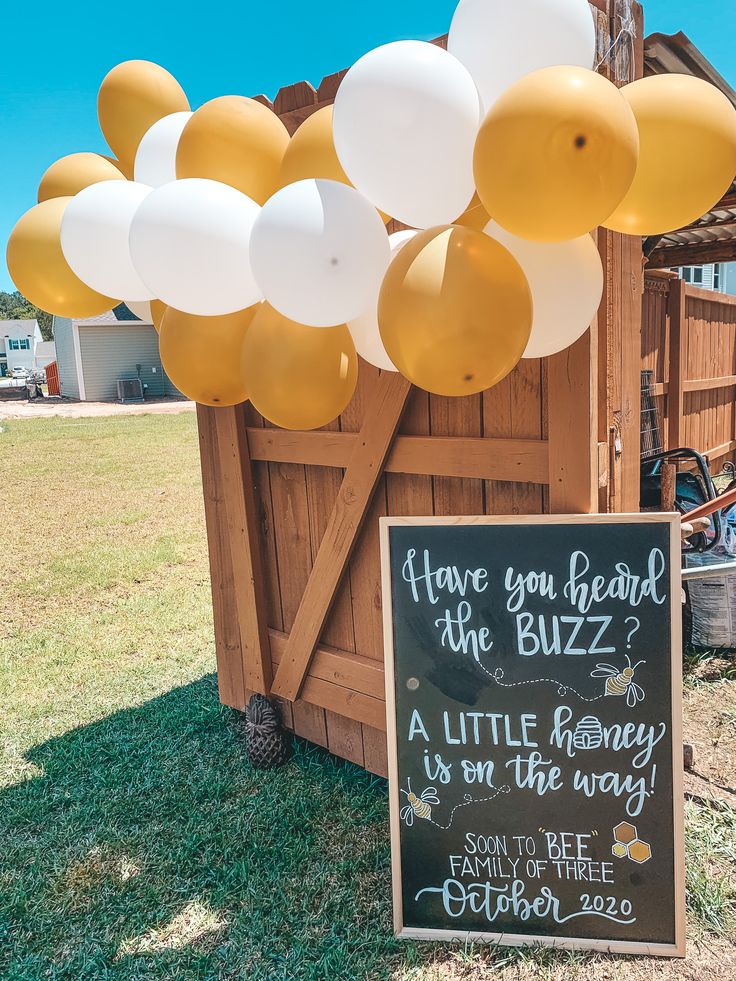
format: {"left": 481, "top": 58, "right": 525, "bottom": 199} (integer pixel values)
{"left": 7, "top": 0, "right": 736, "bottom": 430}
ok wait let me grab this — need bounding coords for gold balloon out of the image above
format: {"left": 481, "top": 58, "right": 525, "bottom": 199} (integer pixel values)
{"left": 604, "top": 74, "right": 736, "bottom": 236}
{"left": 159, "top": 307, "right": 257, "bottom": 407}
{"left": 474, "top": 66, "right": 639, "bottom": 242}
{"left": 150, "top": 300, "right": 167, "bottom": 334}
{"left": 279, "top": 106, "right": 390, "bottom": 221}
{"left": 454, "top": 192, "right": 491, "bottom": 232}
{"left": 241, "top": 303, "right": 358, "bottom": 430}
{"left": 101, "top": 154, "right": 135, "bottom": 179}
{"left": 38, "top": 152, "right": 125, "bottom": 203}
{"left": 6, "top": 198, "right": 116, "bottom": 318}
{"left": 176, "top": 96, "right": 290, "bottom": 205}
{"left": 378, "top": 226, "right": 532, "bottom": 397}
{"left": 279, "top": 106, "right": 349, "bottom": 187}
{"left": 98, "top": 60, "right": 189, "bottom": 168}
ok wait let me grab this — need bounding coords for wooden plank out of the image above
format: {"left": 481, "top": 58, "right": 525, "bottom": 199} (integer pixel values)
{"left": 648, "top": 241, "right": 736, "bottom": 269}
{"left": 269, "top": 629, "right": 384, "bottom": 699}
{"left": 361, "top": 725, "right": 388, "bottom": 778}
{"left": 511, "top": 359, "right": 545, "bottom": 515}
{"left": 247, "top": 428, "right": 550, "bottom": 484}
{"left": 483, "top": 373, "right": 516, "bottom": 517}
{"left": 343, "top": 365, "right": 389, "bottom": 664}
{"left": 197, "top": 405, "right": 247, "bottom": 710}
{"left": 430, "top": 393, "right": 484, "bottom": 516}
{"left": 683, "top": 284, "right": 736, "bottom": 308}
{"left": 214, "top": 406, "right": 273, "bottom": 695}
{"left": 243, "top": 403, "right": 293, "bottom": 730}
{"left": 547, "top": 328, "right": 597, "bottom": 513}
{"left": 668, "top": 279, "right": 686, "bottom": 453}
{"left": 267, "top": 455, "right": 328, "bottom": 748}
{"left": 271, "top": 373, "right": 412, "bottom": 701}
{"left": 683, "top": 375, "right": 736, "bottom": 393}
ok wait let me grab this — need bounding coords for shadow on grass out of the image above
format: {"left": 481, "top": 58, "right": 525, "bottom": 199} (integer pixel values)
{"left": 0, "top": 676, "right": 432, "bottom": 981}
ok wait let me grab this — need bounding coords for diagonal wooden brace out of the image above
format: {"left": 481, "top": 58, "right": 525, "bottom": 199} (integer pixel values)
{"left": 271, "top": 373, "right": 412, "bottom": 701}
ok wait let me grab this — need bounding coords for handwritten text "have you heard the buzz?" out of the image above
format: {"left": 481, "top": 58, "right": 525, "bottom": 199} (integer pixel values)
{"left": 401, "top": 547, "right": 667, "bottom": 660}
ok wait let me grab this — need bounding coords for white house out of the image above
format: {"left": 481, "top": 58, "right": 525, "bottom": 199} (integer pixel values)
{"left": 675, "top": 262, "right": 736, "bottom": 295}
{"left": 0, "top": 319, "right": 44, "bottom": 376}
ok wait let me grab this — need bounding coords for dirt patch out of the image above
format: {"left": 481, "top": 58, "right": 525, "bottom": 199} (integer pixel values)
{"left": 683, "top": 680, "right": 736, "bottom": 807}
{"left": 0, "top": 396, "right": 195, "bottom": 420}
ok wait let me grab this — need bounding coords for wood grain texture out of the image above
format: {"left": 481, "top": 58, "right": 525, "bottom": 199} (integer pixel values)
{"left": 197, "top": 405, "right": 247, "bottom": 710}
{"left": 271, "top": 374, "right": 412, "bottom": 701}
{"left": 214, "top": 406, "right": 273, "bottom": 695}
{"left": 247, "top": 429, "right": 550, "bottom": 484}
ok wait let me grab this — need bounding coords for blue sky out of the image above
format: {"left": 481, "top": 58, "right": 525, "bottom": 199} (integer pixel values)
{"left": 1, "top": 0, "right": 734, "bottom": 292}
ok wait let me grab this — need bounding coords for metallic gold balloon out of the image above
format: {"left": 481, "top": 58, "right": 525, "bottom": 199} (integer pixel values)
{"left": 6, "top": 198, "right": 116, "bottom": 318}
{"left": 378, "top": 225, "right": 532, "bottom": 397}
{"left": 38, "top": 152, "right": 125, "bottom": 203}
{"left": 604, "top": 74, "right": 736, "bottom": 236}
{"left": 159, "top": 306, "right": 257, "bottom": 407}
{"left": 98, "top": 60, "right": 189, "bottom": 168}
{"left": 241, "top": 303, "right": 358, "bottom": 430}
{"left": 454, "top": 192, "right": 491, "bottom": 232}
{"left": 176, "top": 96, "right": 290, "bottom": 205}
{"left": 474, "top": 66, "right": 639, "bottom": 242}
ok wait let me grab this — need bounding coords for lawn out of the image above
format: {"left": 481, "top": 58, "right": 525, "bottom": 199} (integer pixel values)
{"left": 0, "top": 412, "right": 735, "bottom": 980}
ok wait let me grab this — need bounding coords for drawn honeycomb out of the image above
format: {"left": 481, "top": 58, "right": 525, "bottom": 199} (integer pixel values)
{"left": 612, "top": 822, "right": 652, "bottom": 864}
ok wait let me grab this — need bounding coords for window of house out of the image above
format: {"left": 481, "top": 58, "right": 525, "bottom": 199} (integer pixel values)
{"left": 680, "top": 266, "right": 705, "bottom": 285}
{"left": 8, "top": 339, "right": 19, "bottom": 351}
{"left": 19, "top": 338, "right": 30, "bottom": 350}
{"left": 714, "top": 265, "right": 722, "bottom": 291}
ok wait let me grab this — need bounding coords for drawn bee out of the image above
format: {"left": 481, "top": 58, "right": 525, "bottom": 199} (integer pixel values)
{"left": 591, "top": 655, "right": 646, "bottom": 707}
{"left": 400, "top": 779, "right": 440, "bottom": 827}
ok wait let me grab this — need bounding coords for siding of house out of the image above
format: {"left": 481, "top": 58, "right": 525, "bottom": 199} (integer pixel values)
{"left": 78, "top": 323, "right": 166, "bottom": 401}
{"left": 53, "top": 317, "right": 80, "bottom": 399}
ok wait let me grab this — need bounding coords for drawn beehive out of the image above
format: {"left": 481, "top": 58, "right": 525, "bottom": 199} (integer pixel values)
{"left": 573, "top": 716, "right": 604, "bottom": 750}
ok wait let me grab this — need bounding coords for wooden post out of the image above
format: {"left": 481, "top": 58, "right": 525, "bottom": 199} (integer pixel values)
{"left": 197, "top": 404, "right": 247, "bottom": 709}
{"left": 213, "top": 405, "right": 273, "bottom": 696}
{"left": 668, "top": 278, "right": 687, "bottom": 453}
{"left": 548, "top": 330, "right": 597, "bottom": 514}
{"left": 661, "top": 462, "right": 677, "bottom": 512}
{"left": 597, "top": 0, "right": 645, "bottom": 512}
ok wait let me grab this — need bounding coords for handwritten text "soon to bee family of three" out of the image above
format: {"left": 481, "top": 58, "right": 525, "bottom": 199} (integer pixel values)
{"left": 401, "top": 547, "right": 667, "bottom": 659}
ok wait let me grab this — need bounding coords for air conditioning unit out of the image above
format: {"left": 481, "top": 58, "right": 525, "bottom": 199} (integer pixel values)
{"left": 117, "top": 378, "right": 144, "bottom": 403}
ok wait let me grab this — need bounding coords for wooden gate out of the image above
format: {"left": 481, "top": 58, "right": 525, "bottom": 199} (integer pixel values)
{"left": 197, "top": 0, "right": 645, "bottom": 775}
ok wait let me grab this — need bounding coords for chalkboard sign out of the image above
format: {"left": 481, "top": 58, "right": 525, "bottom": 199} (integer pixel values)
{"left": 380, "top": 515, "right": 684, "bottom": 957}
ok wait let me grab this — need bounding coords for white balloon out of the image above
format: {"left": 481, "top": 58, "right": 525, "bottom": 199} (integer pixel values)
{"left": 333, "top": 41, "right": 480, "bottom": 228}
{"left": 134, "top": 111, "right": 192, "bottom": 187}
{"left": 60, "top": 181, "right": 154, "bottom": 301}
{"left": 449, "top": 0, "right": 596, "bottom": 114}
{"left": 125, "top": 300, "right": 153, "bottom": 322}
{"left": 484, "top": 221, "right": 603, "bottom": 359}
{"left": 129, "top": 178, "right": 262, "bottom": 316}
{"left": 250, "top": 179, "right": 390, "bottom": 328}
{"left": 348, "top": 231, "right": 417, "bottom": 371}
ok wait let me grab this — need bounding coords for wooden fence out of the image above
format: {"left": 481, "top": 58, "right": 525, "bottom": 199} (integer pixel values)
{"left": 642, "top": 270, "right": 736, "bottom": 470}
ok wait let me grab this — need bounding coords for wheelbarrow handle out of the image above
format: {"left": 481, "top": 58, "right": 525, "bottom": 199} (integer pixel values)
{"left": 681, "top": 484, "right": 736, "bottom": 523}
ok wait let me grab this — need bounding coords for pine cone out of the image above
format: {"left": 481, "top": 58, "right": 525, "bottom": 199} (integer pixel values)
{"left": 244, "top": 694, "right": 289, "bottom": 769}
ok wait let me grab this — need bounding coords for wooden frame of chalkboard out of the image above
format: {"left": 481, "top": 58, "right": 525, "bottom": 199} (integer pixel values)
{"left": 380, "top": 514, "right": 685, "bottom": 957}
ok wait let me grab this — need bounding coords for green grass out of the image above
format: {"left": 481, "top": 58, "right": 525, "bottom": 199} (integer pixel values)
{"left": 1, "top": 413, "right": 735, "bottom": 980}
